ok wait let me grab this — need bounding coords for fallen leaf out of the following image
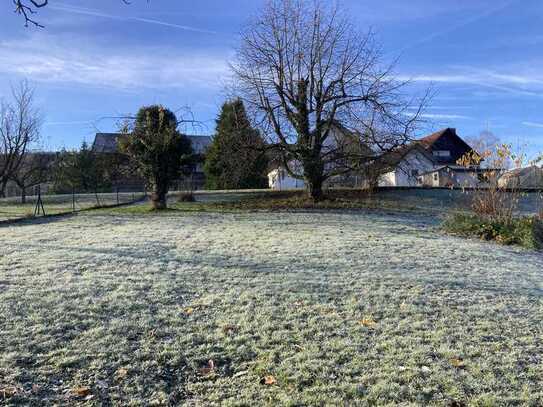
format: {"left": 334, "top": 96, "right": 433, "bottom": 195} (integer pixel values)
{"left": 31, "top": 384, "right": 40, "bottom": 393}
{"left": 261, "top": 375, "right": 277, "bottom": 385}
{"left": 184, "top": 307, "right": 195, "bottom": 316}
{"left": 115, "top": 367, "right": 129, "bottom": 380}
{"left": 73, "top": 386, "right": 91, "bottom": 397}
{"left": 222, "top": 324, "right": 238, "bottom": 334}
{"left": 0, "top": 386, "right": 19, "bottom": 399}
{"left": 359, "top": 318, "right": 377, "bottom": 328}
{"left": 450, "top": 358, "right": 465, "bottom": 368}
{"left": 198, "top": 360, "right": 215, "bottom": 376}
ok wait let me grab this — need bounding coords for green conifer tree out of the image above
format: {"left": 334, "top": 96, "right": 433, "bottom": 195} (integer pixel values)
{"left": 204, "top": 99, "right": 268, "bottom": 190}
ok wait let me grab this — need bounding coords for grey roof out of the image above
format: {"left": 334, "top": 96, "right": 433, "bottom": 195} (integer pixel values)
{"left": 92, "top": 133, "right": 213, "bottom": 154}
{"left": 187, "top": 135, "right": 213, "bottom": 154}
{"left": 92, "top": 133, "right": 121, "bottom": 153}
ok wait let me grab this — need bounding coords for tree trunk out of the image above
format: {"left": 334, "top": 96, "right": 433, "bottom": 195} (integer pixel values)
{"left": 307, "top": 176, "right": 324, "bottom": 201}
{"left": 150, "top": 182, "right": 168, "bottom": 210}
{"left": 304, "top": 156, "right": 325, "bottom": 201}
{"left": 0, "top": 180, "right": 7, "bottom": 198}
{"left": 21, "top": 187, "right": 26, "bottom": 204}
{"left": 150, "top": 191, "right": 167, "bottom": 209}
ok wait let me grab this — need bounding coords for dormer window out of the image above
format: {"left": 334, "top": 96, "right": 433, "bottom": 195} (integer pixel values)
{"left": 433, "top": 150, "right": 451, "bottom": 157}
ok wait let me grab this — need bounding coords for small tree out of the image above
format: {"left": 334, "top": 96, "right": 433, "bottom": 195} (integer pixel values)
{"left": 52, "top": 142, "right": 108, "bottom": 204}
{"left": 11, "top": 152, "right": 51, "bottom": 203}
{"left": 204, "top": 99, "right": 269, "bottom": 190}
{"left": 120, "top": 105, "right": 193, "bottom": 209}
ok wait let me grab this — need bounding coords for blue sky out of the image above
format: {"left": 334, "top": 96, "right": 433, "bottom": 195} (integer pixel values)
{"left": 1, "top": 0, "right": 542, "bottom": 157}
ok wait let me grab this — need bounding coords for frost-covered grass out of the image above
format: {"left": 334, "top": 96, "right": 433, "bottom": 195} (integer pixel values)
{"left": 1, "top": 211, "right": 543, "bottom": 405}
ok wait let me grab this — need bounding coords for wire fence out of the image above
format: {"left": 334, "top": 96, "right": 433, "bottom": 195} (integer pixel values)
{"left": 0, "top": 185, "right": 147, "bottom": 223}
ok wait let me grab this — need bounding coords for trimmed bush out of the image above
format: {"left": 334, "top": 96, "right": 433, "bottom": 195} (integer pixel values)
{"left": 443, "top": 213, "right": 537, "bottom": 249}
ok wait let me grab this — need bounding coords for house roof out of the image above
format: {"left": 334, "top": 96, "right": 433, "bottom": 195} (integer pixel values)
{"left": 92, "top": 133, "right": 123, "bottom": 153}
{"left": 415, "top": 128, "right": 476, "bottom": 165}
{"left": 92, "top": 133, "right": 213, "bottom": 154}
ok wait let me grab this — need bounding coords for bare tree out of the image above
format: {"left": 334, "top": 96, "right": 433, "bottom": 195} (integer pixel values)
{"left": 231, "top": 0, "right": 427, "bottom": 200}
{"left": 0, "top": 81, "right": 42, "bottom": 198}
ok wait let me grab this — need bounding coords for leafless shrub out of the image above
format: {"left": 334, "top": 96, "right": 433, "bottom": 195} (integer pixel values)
{"left": 458, "top": 144, "right": 520, "bottom": 223}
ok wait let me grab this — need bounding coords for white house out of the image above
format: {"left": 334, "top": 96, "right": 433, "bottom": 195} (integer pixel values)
{"left": 378, "top": 145, "right": 435, "bottom": 187}
{"left": 379, "top": 128, "right": 482, "bottom": 187}
{"left": 268, "top": 127, "right": 482, "bottom": 190}
{"left": 418, "top": 166, "right": 492, "bottom": 188}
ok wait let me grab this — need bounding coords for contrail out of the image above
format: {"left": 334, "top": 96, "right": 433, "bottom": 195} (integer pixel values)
{"left": 49, "top": 4, "right": 217, "bottom": 34}
{"left": 395, "top": 0, "right": 518, "bottom": 54}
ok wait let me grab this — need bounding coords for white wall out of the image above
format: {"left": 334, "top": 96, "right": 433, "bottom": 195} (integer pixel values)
{"left": 268, "top": 168, "right": 306, "bottom": 190}
{"left": 379, "top": 149, "right": 434, "bottom": 187}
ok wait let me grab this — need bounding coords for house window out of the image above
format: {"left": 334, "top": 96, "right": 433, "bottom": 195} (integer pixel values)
{"left": 433, "top": 150, "right": 451, "bottom": 157}
{"left": 433, "top": 173, "right": 439, "bottom": 181}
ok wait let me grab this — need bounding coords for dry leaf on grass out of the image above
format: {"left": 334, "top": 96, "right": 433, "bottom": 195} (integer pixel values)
{"left": 359, "top": 318, "right": 377, "bottom": 328}
{"left": 222, "top": 324, "right": 238, "bottom": 334}
{"left": 260, "top": 375, "right": 277, "bottom": 385}
{"left": 0, "top": 386, "right": 19, "bottom": 399}
{"left": 72, "top": 386, "right": 91, "bottom": 397}
{"left": 184, "top": 307, "right": 195, "bottom": 316}
{"left": 198, "top": 360, "right": 215, "bottom": 376}
{"left": 115, "top": 367, "right": 129, "bottom": 380}
{"left": 450, "top": 358, "right": 466, "bottom": 368}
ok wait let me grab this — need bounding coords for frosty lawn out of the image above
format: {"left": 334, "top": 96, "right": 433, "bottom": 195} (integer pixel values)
{"left": 1, "top": 211, "right": 542, "bottom": 405}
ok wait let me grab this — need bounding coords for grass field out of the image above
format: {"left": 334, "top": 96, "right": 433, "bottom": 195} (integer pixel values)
{"left": 0, "top": 192, "right": 145, "bottom": 222}
{"left": 1, "top": 188, "right": 541, "bottom": 222}
{"left": 1, "top": 209, "right": 542, "bottom": 405}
